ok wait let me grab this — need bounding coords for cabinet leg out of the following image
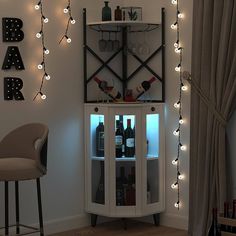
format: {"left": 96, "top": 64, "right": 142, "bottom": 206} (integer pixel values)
{"left": 121, "top": 218, "right": 127, "bottom": 230}
{"left": 91, "top": 214, "right": 97, "bottom": 227}
{"left": 153, "top": 213, "right": 160, "bottom": 226}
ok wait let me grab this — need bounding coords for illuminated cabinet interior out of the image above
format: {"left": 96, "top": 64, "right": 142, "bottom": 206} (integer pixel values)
{"left": 84, "top": 103, "right": 165, "bottom": 226}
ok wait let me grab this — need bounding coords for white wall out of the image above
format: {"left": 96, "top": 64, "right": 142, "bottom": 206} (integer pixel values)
{"left": 0, "top": 0, "right": 192, "bottom": 234}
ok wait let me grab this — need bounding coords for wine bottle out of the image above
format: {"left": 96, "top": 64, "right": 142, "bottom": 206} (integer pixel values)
{"left": 136, "top": 77, "right": 157, "bottom": 99}
{"left": 119, "top": 118, "right": 125, "bottom": 154}
{"left": 114, "top": 6, "right": 122, "bottom": 21}
{"left": 116, "top": 166, "right": 127, "bottom": 206}
{"left": 124, "top": 119, "right": 135, "bottom": 157}
{"left": 125, "top": 167, "right": 135, "bottom": 205}
{"left": 232, "top": 200, "right": 236, "bottom": 232}
{"left": 96, "top": 117, "right": 104, "bottom": 157}
{"left": 94, "top": 77, "right": 122, "bottom": 101}
{"left": 95, "top": 162, "right": 105, "bottom": 204}
{"left": 115, "top": 120, "right": 123, "bottom": 158}
{"left": 208, "top": 208, "right": 220, "bottom": 236}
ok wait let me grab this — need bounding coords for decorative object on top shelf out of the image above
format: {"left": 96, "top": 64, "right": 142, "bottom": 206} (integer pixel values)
{"left": 34, "top": 0, "right": 50, "bottom": 101}
{"left": 102, "top": 1, "right": 112, "bottom": 21}
{"left": 114, "top": 6, "right": 122, "bottom": 21}
{"left": 171, "top": 0, "right": 188, "bottom": 210}
{"left": 59, "top": 0, "right": 76, "bottom": 44}
{"left": 121, "top": 7, "right": 142, "bottom": 21}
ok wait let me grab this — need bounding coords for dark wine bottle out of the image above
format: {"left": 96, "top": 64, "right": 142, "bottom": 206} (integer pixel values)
{"left": 93, "top": 77, "right": 122, "bottom": 101}
{"left": 116, "top": 166, "right": 127, "bottom": 206}
{"left": 96, "top": 117, "right": 104, "bottom": 157}
{"left": 119, "top": 119, "right": 125, "bottom": 155}
{"left": 136, "top": 77, "right": 157, "bottom": 99}
{"left": 125, "top": 167, "right": 135, "bottom": 206}
{"left": 115, "top": 120, "right": 123, "bottom": 158}
{"left": 232, "top": 200, "right": 236, "bottom": 232}
{"left": 208, "top": 208, "right": 220, "bottom": 236}
{"left": 95, "top": 162, "right": 105, "bottom": 204}
{"left": 124, "top": 119, "right": 135, "bottom": 157}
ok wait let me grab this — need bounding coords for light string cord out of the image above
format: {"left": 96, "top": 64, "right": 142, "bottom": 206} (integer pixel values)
{"left": 171, "top": 0, "right": 186, "bottom": 210}
{"left": 59, "top": 0, "right": 76, "bottom": 44}
{"left": 34, "top": 0, "right": 50, "bottom": 100}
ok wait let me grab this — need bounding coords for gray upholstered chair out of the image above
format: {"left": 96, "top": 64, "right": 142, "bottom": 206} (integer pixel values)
{"left": 0, "top": 123, "right": 49, "bottom": 236}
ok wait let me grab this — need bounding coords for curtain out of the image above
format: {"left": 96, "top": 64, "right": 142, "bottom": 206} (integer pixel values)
{"left": 189, "top": 0, "right": 236, "bottom": 235}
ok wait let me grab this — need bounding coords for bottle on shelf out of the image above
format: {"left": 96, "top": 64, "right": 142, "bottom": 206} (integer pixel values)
{"left": 124, "top": 119, "right": 135, "bottom": 157}
{"left": 96, "top": 117, "right": 104, "bottom": 157}
{"left": 119, "top": 117, "right": 125, "bottom": 155}
{"left": 95, "top": 162, "right": 105, "bottom": 204}
{"left": 208, "top": 208, "right": 220, "bottom": 236}
{"left": 102, "top": 1, "right": 111, "bottom": 21}
{"left": 221, "top": 202, "right": 230, "bottom": 232}
{"left": 116, "top": 166, "right": 128, "bottom": 206}
{"left": 135, "top": 77, "right": 157, "bottom": 99}
{"left": 232, "top": 200, "right": 236, "bottom": 232}
{"left": 125, "top": 167, "right": 135, "bottom": 206}
{"left": 94, "top": 77, "right": 122, "bottom": 102}
{"left": 115, "top": 120, "right": 123, "bottom": 158}
{"left": 114, "top": 6, "right": 122, "bottom": 21}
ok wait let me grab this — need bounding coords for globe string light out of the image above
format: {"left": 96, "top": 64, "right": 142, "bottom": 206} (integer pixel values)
{"left": 34, "top": 0, "right": 50, "bottom": 100}
{"left": 171, "top": 0, "right": 187, "bottom": 210}
{"left": 59, "top": 0, "right": 76, "bottom": 44}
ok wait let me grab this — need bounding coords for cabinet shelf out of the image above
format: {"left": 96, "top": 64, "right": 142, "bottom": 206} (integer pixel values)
{"left": 91, "top": 156, "right": 136, "bottom": 161}
{"left": 87, "top": 21, "right": 160, "bottom": 26}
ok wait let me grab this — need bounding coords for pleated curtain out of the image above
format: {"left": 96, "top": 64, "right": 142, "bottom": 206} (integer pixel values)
{"left": 189, "top": 0, "right": 236, "bottom": 235}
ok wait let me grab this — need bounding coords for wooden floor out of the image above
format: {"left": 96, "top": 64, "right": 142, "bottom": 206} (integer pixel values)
{"left": 50, "top": 220, "right": 188, "bottom": 236}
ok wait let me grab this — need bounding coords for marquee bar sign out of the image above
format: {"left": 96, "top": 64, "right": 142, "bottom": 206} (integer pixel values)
{"left": 2, "top": 17, "right": 25, "bottom": 101}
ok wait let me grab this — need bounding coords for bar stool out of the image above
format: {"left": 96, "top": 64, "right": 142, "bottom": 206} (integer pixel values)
{"left": 0, "top": 123, "right": 49, "bottom": 236}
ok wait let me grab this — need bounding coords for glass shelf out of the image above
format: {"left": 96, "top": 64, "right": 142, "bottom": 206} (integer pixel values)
{"left": 116, "top": 157, "right": 136, "bottom": 162}
{"left": 87, "top": 21, "right": 160, "bottom": 27}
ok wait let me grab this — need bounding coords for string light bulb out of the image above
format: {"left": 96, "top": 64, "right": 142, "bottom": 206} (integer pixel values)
{"left": 171, "top": 22, "right": 178, "bottom": 30}
{"left": 178, "top": 11, "right": 184, "bottom": 18}
{"left": 174, "top": 201, "right": 180, "bottom": 208}
{"left": 173, "top": 128, "right": 180, "bottom": 136}
{"left": 175, "top": 64, "right": 181, "bottom": 72}
{"left": 179, "top": 116, "right": 184, "bottom": 124}
{"left": 181, "top": 83, "right": 188, "bottom": 91}
{"left": 70, "top": 17, "right": 76, "bottom": 24}
{"left": 64, "top": 6, "right": 70, "bottom": 13}
{"left": 174, "top": 40, "right": 179, "bottom": 48}
{"left": 171, "top": 182, "right": 178, "bottom": 189}
{"left": 43, "top": 16, "right": 49, "bottom": 23}
{"left": 39, "top": 92, "right": 46, "bottom": 100}
{"left": 178, "top": 174, "right": 184, "bottom": 180}
{"left": 37, "top": 62, "right": 44, "bottom": 70}
{"left": 172, "top": 159, "right": 178, "bottom": 165}
{"left": 36, "top": 31, "right": 42, "bottom": 38}
{"left": 174, "top": 101, "right": 180, "bottom": 108}
{"left": 175, "top": 47, "right": 182, "bottom": 54}
{"left": 172, "top": 0, "right": 177, "bottom": 5}
{"left": 44, "top": 47, "right": 50, "bottom": 54}
{"left": 180, "top": 143, "right": 187, "bottom": 151}
{"left": 35, "top": 2, "right": 41, "bottom": 10}
{"left": 45, "top": 73, "right": 51, "bottom": 80}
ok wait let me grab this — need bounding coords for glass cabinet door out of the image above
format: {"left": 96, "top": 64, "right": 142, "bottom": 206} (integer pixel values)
{"left": 114, "top": 115, "right": 136, "bottom": 207}
{"left": 146, "top": 113, "right": 159, "bottom": 205}
{"left": 90, "top": 114, "right": 105, "bottom": 205}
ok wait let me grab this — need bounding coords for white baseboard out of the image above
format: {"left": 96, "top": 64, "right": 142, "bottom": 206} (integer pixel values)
{"left": 160, "top": 213, "right": 188, "bottom": 230}
{"left": 44, "top": 214, "right": 90, "bottom": 235}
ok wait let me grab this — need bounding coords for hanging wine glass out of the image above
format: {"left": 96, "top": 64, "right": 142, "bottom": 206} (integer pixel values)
{"left": 98, "top": 31, "right": 106, "bottom": 52}
{"left": 113, "top": 31, "right": 120, "bottom": 51}
{"left": 141, "top": 31, "right": 150, "bottom": 55}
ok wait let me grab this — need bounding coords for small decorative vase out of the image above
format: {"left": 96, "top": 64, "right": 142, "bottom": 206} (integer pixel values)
{"left": 102, "top": 1, "right": 111, "bottom": 21}
{"left": 114, "top": 6, "right": 122, "bottom": 21}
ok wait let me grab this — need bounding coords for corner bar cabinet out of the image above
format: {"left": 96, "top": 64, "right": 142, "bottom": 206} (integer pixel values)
{"left": 84, "top": 103, "right": 165, "bottom": 225}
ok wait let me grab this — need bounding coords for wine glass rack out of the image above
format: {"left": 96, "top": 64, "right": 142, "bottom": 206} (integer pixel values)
{"left": 83, "top": 8, "right": 165, "bottom": 103}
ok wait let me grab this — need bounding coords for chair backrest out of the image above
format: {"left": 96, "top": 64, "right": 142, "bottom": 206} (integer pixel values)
{"left": 0, "top": 123, "right": 49, "bottom": 170}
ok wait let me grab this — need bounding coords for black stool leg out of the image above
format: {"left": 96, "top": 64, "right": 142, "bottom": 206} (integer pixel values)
{"left": 15, "top": 181, "right": 20, "bottom": 234}
{"left": 36, "top": 178, "right": 44, "bottom": 236}
{"left": 5, "top": 181, "right": 9, "bottom": 235}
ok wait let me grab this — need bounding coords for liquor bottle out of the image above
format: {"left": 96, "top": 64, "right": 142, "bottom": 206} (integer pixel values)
{"left": 96, "top": 117, "right": 104, "bottom": 157}
{"left": 115, "top": 120, "right": 123, "bottom": 158}
{"left": 114, "top": 6, "right": 122, "bottom": 21}
{"left": 208, "top": 208, "right": 220, "bottom": 236}
{"left": 94, "top": 77, "right": 122, "bottom": 101}
{"left": 95, "top": 162, "right": 105, "bottom": 204}
{"left": 124, "top": 119, "right": 135, "bottom": 157}
{"left": 102, "top": 1, "right": 111, "bottom": 21}
{"left": 136, "top": 77, "right": 157, "bottom": 99}
{"left": 116, "top": 166, "right": 128, "bottom": 206}
{"left": 125, "top": 167, "right": 135, "bottom": 205}
{"left": 221, "top": 202, "right": 230, "bottom": 232}
{"left": 232, "top": 200, "right": 236, "bottom": 232}
{"left": 119, "top": 117, "right": 125, "bottom": 154}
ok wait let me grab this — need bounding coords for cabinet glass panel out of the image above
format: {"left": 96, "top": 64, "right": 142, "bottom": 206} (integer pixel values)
{"left": 90, "top": 115, "right": 105, "bottom": 159}
{"left": 92, "top": 160, "right": 105, "bottom": 204}
{"left": 116, "top": 162, "right": 136, "bottom": 206}
{"left": 115, "top": 115, "right": 136, "bottom": 206}
{"left": 147, "top": 160, "right": 159, "bottom": 204}
{"left": 146, "top": 114, "right": 159, "bottom": 158}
